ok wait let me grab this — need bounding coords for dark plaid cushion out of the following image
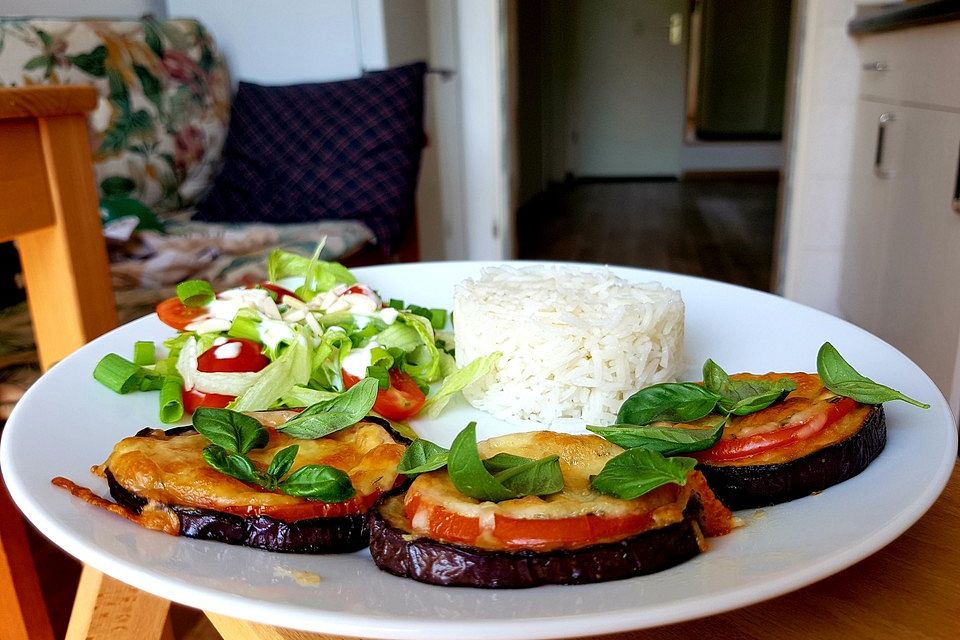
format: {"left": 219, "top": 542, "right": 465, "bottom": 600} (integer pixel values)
{"left": 194, "top": 62, "right": 426, "bottom": 254}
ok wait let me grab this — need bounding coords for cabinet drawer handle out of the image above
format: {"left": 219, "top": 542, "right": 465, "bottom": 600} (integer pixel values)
{"left": 874, "top": 112, "right": 895, "bottom": 179}
{"left": 953, "top": 141, "right": 960, "bottom": 214}
{"left": 862, "top": 61, "right": 889, "bottom": 72}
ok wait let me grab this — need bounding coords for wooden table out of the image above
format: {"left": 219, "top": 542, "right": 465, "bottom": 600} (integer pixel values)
{"left": 188, "top": 464, "right": 958, "bottom": 640}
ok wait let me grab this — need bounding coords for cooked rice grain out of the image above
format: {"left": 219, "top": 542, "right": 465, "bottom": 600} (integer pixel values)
{"left": 454, "top": 265, "right": 684, "bottom": 426}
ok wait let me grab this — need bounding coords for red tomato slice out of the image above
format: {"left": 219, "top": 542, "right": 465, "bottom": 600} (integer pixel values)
{"left": 219, "top": 490, "right": 383, "bottom": 522}
{"left": 156, "top": 297, "right": 208, "bottom": 331}
{"left": 197, "top": 338, "right": 270, "bottom": 373}
{"left": 249, "top": 282, "right": 302, "bottom": 302}
{"left": 182, "top": 388, "right": 235, "bottom": 413}
{"left": 696, "top": 397, "right": 858, "bottom": 463}
{"left": 342, "top": 369, "right": 426, "bottom": 421}
{"left": 403, "top": 490, "right": 654, "bottom": 552}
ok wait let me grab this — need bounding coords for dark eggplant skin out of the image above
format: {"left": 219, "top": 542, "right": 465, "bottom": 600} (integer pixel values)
{"left": 698, "top": 405, "right": 886, "bottom": 510}
{"left": 368, "top": 493, "right": 705, "bottom": 588}
{"left": 105, "top": 469, "right": 369, "bottom": 553}
{"left": 104, "top": 416, "right": 405, "bottom": 554}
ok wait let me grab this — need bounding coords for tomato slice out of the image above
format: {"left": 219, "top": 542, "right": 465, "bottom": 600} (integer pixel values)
{"left": 197, "top": 338, "right": 269, "bottom": 373}
{"left": 156, "top": 297, "right": 208, "bottom": 331}
{"left": 249, "top": 282, "right": 302, "bottom": 302}
{"left": 182, "top": 388, "right": 235, "bottom": 413}
{"left": 696, "top": 397, "right": 858, "bottom": 463}
{"left": 403, "top": 490, "right": 655, "bottom": 552}
{"left": 342, "top": 369, "right": 426, "bottom": 421}
{"left": 219, "top": 490, "right": 382, "bottom": 522}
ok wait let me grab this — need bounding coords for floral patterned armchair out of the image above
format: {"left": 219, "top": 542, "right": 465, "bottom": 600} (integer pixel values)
{"left": 0, "top": 17, "right": 375, "bottom": 294}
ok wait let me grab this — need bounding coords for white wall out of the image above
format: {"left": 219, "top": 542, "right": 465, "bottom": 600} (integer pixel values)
{"left": 0, "top": 0, "right": 164, "bottom": 17}
{"left": 777, "top": 0, "right": 864, "bottom": 313}
{"left": 165, "top": 0, "right": 368, "bottom": 84}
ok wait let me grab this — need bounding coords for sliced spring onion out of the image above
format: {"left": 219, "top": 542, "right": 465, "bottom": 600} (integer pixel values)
{"left": 153, "top": 356, "right": 179, "bottom": 377}
{"left": 176, "top": 279, "right": 215, "bottom": 308}
{"left": 159, "top": 375, "right": 184, "bottom": 423}
{"left": 429, "top": 308, "right": 447, "bottom": 330}
{"left": 93, "top": 353, "right": 144, "bottom": 394}
{"left": 387, "top": 298, "right": 405, "bottom": 311}
{"left": 133, "top": 341, "right": 156, "bottom": 366}
{"left": 139, "top": 372, "right": 166, "bottom": 392}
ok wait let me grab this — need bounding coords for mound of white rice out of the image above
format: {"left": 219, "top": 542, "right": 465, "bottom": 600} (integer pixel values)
{"left": 454, "top": 265, "right": 684, "bottom": 427}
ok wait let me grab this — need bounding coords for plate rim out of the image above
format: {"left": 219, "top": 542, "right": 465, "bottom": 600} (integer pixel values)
{"left": 2, "top": 260, "right": 956, "bottom": 639}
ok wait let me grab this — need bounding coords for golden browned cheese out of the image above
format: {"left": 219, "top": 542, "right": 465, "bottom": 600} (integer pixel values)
{"left": 708, "top": 372, "right": 874, "bottom": 466}
{"left": 95, "top": 420, "right": 405, "bottom": 511}
{"left": 407, "top": 431, "right": 692, "bottom": 539}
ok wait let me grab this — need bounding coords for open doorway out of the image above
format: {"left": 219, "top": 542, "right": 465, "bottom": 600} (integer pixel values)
{"left": 513, "top": 0, "right": 791, "bottom": 291}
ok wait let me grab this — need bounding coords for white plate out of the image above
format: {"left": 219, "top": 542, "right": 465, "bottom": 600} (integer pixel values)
{"left": 2, "top": 262, "right": 956, "bottom": 640}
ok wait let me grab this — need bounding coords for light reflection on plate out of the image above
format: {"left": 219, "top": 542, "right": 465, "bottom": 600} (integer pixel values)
{"left": 2, "top": 261, "right": 955, "bottom": 640}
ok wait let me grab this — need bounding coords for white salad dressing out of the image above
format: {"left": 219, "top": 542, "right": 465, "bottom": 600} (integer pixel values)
{"left": 212, "top": 341, "right": 242, "bottom": 360}
{"left": 341, "top": 339, "right": 380, "bottom": 378}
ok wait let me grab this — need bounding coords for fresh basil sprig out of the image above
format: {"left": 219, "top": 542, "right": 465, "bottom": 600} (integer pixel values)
{"left": 616, "top": 382, "right": 721, "bottom": 425}
{"left": 702, "top": 359, "right": 797, "bottom": 415}
{"left": 586, "top": 417, "right": 725, "bottom": 455}
{"left": 590, "top": 448, "right": 697, "bottom": 500}
{"left": 193, "top": 408, "right": 356, "bottom": 502}
{"left": 193, "top": 407, "right": 268, "bottom": 455}
{"left": 397, "top": 439, "right": 450, "bottom": 476}
{"left": 279, "top": 377, "right": 379, "bottom": 439}
{"left": 446, "top": 422, "right": 564, "bottom": 502}
{"left": 817, "top": 343, "right": 929, "bottom": 408}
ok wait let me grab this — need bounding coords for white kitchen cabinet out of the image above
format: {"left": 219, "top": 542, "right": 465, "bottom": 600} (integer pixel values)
{"left": 840, "top": 26, "right": 960, "bottom": 419}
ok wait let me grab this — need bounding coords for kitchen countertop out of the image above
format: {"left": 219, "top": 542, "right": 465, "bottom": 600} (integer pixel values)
{"left": 849, "top": 1, "right": 960, "bottom": 34}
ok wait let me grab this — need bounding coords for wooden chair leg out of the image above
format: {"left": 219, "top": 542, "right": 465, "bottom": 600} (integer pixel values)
{"left": 204, "top": 612, "right": 349, "bottom": 640}
{"left": 0, "top": 474, "right": 55, "bottom": 640}
{"left": 66, "top": 565, "right": 172, "bottom": 640}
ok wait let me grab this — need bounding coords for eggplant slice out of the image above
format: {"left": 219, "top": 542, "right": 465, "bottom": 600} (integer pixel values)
{"left": 368, "top": 493, "right": 707, "bottom": 588}
{"left": 105, "top": 469, "right": 369, "bottom": 553}
{"left": 698, "top": 405, "right": 886, "bottom": 510}
{"left": 53, "top": 418, "right": 406, "bottom": 554}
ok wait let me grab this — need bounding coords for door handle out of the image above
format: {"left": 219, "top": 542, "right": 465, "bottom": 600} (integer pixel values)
{"left": 874, "top": 112, "right": 895, "bottom": 179}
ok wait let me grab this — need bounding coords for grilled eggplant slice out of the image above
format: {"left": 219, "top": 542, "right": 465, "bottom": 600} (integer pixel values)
{"left": 368, "top": 431, "right": 733, "bottom": 588}
{"left": 53, "top": 417, "right": 406, "bottom": 553}
{"left": 694, "top": 373, "right": 887, "bottom": 509}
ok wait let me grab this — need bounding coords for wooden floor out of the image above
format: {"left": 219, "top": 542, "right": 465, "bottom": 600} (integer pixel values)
{"left": 20, "top": 176, "right": 778, "bottom": 639}
{"left": 516, "top": 177, "right": 780, "bottom": 292}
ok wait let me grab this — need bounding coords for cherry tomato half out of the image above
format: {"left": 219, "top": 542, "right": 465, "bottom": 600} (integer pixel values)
{"left": 249, "top": 282, "right": 302, "bottom": 302}
{"left": 156, "top": 297, "right": 208, "bottom": 331}
{"left": 182, "top": 388, "right": 235, "bottom": 413}
{"left": 342, "top": 368, "right": 426, "bottom": 421}
{"left": 197, "top": 338, "right": 270, "bottom": 373}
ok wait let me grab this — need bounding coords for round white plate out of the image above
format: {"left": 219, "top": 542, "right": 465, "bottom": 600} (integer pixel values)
{"left": 2, "top": 262, "right": 956, "bottom": 640}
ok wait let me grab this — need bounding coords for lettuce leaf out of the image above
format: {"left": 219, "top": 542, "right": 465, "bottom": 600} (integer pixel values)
{"left": 266, "top": 248, "right": 355, "bottom": 300}
{"left": 397, "top": 313, "right": 441, "bottom": 385}
{"left": 230, "top": 330, "right": 313, "bottom": 411}
{"left": 420, "top": 352, "right": 501, "bottom": 418}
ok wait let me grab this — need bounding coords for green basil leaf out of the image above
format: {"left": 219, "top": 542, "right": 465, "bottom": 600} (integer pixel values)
{"left": 396, "top": 439, "right": 449, "bottom": 475}
{"left": 278, "top": 377, "right": 379, "bottom": 439}
{"left": 617, "top": 382, "right": 721, "bottom": 426}
{"left": 590, "top": 449, "right": 697, "bottom": 500}
{"left": 587, "top": 418, "right": 725, "bottom": 455}
{"left": 446, "top": 422, "right": 517, "bottom": 502}
{"left": 703, "top": 359, "right": 796, "bottom": 416}
{"left": 817, "top": 342, "right": 929, "bottom": 408}
{"left": 266, "top": 444, "right": 299, "bottom": 481}
{"left": 202, "top": 445, "right": 262, "bottom": 484}
{"left": 703, "top": 359, "right": 797, "bottom": 416}
{"left": 278, "top": 464, "right": 355, "bottom": 501}
{"left": 481, "top": 452, "right": 534, "bottom": 473}
{"left": 492, "top": 455, "right": 564, "bottom": 497}
{"left": 193, "top": 408, "right": 268, "bottom": 455}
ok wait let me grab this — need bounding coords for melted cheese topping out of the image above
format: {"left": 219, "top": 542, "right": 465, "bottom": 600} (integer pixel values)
{"left": 95, "top": 421, "right": 405, "bottom": 512}
{"left": 709, "top": 372, "right": 876, "bottom": 466}
{"left": 407, "top": 431, "right": 689, "bottom": 532}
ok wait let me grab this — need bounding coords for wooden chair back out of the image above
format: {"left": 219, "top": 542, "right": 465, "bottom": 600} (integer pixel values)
{"left": 0, "top": 85, "right": 118, "bottom": 640}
